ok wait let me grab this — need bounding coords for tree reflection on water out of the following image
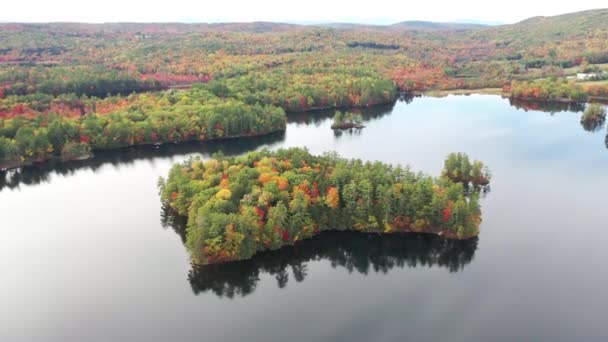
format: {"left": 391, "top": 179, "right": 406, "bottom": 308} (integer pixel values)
{"left": 161, "top": 206, "right": 478, "bottom": 298}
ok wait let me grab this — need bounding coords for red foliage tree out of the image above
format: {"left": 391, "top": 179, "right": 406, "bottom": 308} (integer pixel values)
{"left": 79, "top": 135, "right": 91, "bottom": 143}
{"left": 443, "top": 201, "right": 454, "bottom": 223}
{"left": 282, "top": 229, "right": 290, "bottom": 242}
{"left": 311, "top": 182, "right": 320, "bottom": 199}
{"left": 255, "top": 206, "right": 265, "bottom": 219}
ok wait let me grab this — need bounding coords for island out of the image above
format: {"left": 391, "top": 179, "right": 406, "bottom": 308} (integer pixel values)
{"left": 159, "top": 148, "right": 491, "bottom": 265}
{"left": 331, "top": 111, "right": 365, "bottom": 129}
{"left": 580, "top": 103, "right": 607, "bottom": 132}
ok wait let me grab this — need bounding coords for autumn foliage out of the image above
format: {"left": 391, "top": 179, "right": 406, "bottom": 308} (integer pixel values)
{"left": 0, "top": 87, "right": 286, "bottom": 166}
{"left": 3, "top": 16, "right": 608, "bottom": 167}
{"left": 509, "top": 79, "right": 587, "bottom": 102}
{"left": 159, "top": 148, "right": 489, "bottom": 265}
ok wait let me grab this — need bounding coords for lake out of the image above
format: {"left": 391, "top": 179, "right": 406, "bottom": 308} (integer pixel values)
{"left": 1, "top": 95, "right": 607, "bottom": 342}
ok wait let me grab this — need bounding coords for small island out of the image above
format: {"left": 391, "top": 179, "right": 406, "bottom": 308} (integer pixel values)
{"left": 581, "top": 103, "right": 606, "bottom": 122}
{"left": 159, "top": 148, "right": 491, "bottom": 265}
{"left": 331, "top": 111, "right": 365, "bottom": 129}
{"left": 580, "top": 103, "right": 607, "bottom": 132}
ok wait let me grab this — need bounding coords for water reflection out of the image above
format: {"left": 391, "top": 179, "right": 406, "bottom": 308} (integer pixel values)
{"left": 161, "top": 207, "right": 477, "bottom": 298}
{"left": 287, "top": 102, "right": 397, "bottom": 125}
{"left": 398, "top": 93, "right": 416, "bottom": 104}
{"left": 508, "top": 98, "right": 586, "bottom": 114}
{"left": 189, "top": 233, "right": 477, "bottom": 298}
{"left": 508, "top": 98, "right": 608, "bottom": 137}
{"left": 5, "top": 95, "right": 608, "bottom": 342}
{"left": 580, "top": 115, "right": 606, "bottom": 132}
{"left": 4, "top": 95, "right": 603, "bottom": 192}
{"left": 0, "top": 132, "right": 285, "bottom": 191}
{"left": 333, "top": 127, "right": 363, "bottom": 137}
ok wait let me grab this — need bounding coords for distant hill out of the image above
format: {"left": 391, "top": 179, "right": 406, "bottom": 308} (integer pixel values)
{"left": 205, "top": 21, "right": 301, "bottom": 33}
{"left": 315, "top": 23, "right": 376, "bottom": 30}
{"left": 515, "top": 8, "right": 608, "bottom": 27}
{"left": 0, "top": 21, "right": 303, "bottom": 34}
{"left": 390, "top": 21, "right": 487, "bottom": 31}
{"left": 471, "top": 9, "right": 608, "bottom": 42}
{"left": 1, "top": 8, "right": 606, "bottom": 37}
{"left": 314, "top": 20, "right": 488, "bottom": 32}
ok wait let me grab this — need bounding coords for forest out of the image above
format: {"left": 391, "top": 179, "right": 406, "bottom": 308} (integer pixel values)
{"left": 159, "top": 148, "right": 490, "bottom": 265}
{"left": 507, "top": 78, "right": 588, "bottom": 102}
{"left": 0, "top": 87, "right": 285, "bottom": 166}
{"left": 1, "top": 9, "right": 608, "bottom": 167}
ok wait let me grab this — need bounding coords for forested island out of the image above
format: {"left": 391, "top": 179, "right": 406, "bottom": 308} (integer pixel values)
{"left": 580, "top": 103, "right": 607, "bottom": 132}
{"left": 2, "top": 9, "right": 608, "bottom": 168}
{"left": 331, "top": 111, "right": 364, "bottom": 129}
{"left": 159, "top": 148, "right": 490, "bottom": 265}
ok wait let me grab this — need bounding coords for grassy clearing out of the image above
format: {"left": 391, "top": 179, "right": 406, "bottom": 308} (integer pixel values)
{"left": 579, "top": 80, "right": 608, "bottom": 87}
{"left": 424, "top": 88, "right": 503, "bottom": 97}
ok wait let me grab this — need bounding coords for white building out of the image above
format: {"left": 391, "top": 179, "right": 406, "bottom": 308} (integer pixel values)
{"left": 576, "top": 73, "right": 602, "bottom": 80}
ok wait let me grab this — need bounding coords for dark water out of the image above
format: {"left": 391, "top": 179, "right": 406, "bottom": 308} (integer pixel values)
{"left": 1, "top": 95, "right": 607, "bottom": 342}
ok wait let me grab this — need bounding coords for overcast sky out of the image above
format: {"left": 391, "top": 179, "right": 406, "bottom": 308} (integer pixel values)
{"left": 1, "top": 1, "right": 606, "bottom": 24}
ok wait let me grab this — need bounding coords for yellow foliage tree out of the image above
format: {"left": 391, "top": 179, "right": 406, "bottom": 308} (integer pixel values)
{"left": 326, "top": 187, "right": 340, "bottom": 209}
{"left": 216, "top": 188, "right": 232, "bottom": 200}
{"left": 258, "top": 173, "right": 272, "bottom": 184}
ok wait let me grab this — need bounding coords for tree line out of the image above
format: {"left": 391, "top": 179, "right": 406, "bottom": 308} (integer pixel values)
{"left": 0, "top": 87, "right": 286, "bottom": 166}
{"left": 508, "top": 78, "right": 588, "bottom": 102}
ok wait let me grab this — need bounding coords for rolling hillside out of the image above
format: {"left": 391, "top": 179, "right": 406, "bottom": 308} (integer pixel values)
{"left": 470, "top": 9, "right": 608, "bottom": 42}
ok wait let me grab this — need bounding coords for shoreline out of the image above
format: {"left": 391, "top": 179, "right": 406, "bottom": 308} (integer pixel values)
{"left": 284, "top": 97, "right": 398, "bottom": 114}
{"left": 0, "top": 154, "right": 95, "bottom": 171}
{"left": 3, "top": 90, "right": 603, "bottom": 172}
{"left": 507, "top": 96, "right": 584, "bottom": 104}
{"left": 421, "top": 88, "right": 608, "bottom": 105}
{"left": 0, "top": 99, "right": 397, "bottom": 171}
{"left": 421, "top": 88, "right": 503, "bottom": 97}
{"left": 331, "top": 123, "right": 365, "bottom": 130}
{"left": 0, "top": 128, "right": 285, "bottom": 171}
{"left": 192, "top": 227, "right": 477, "bottom": 266}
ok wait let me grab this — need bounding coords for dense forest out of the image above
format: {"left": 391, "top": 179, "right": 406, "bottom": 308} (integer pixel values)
{"left": 1, "top": 9, "right": 608, "bottom": 167}
{"left": 0, "top": 86, "right": 285, "bottom": 166}
{"left": 159, "top": 148, "right": 490, "bottom": 265}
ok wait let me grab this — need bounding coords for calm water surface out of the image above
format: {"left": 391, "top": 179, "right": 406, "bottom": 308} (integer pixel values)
{"left": 1, "top": 95, "right": 607, "bottom": 342}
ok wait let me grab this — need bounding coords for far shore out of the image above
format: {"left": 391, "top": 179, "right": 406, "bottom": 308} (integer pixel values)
{"left": 422, "top": 88, "right": 503, "bottom": 97}
{"left": 423, "top": 88, "right": 608, "bottom": 104}
{"left": 3, "top": 89, "right": 605, "bottom": 172}
{"left": 0, "top": 128, "right": 284, "bottom": 172}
